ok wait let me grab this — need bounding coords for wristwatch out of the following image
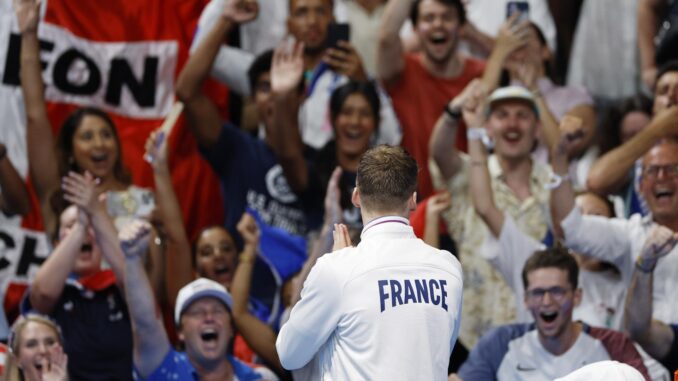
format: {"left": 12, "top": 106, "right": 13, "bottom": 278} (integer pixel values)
{"left": 444, "top": 105, "right": 462, "bottom": 120}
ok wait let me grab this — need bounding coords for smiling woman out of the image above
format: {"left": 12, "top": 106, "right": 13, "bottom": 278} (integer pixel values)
{"left": 17, "top": 0, "right": 152, "bottom": 239}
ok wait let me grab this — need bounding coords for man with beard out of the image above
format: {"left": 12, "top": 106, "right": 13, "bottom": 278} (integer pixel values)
{"left": 378, "top": 0, "right": 485, "bottom": 199}
{"left": 455, "top": 249, "right": 649, "bottom": 380}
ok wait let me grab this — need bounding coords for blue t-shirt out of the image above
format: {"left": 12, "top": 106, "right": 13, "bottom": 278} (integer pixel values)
{"left": 137, "top": 349, "right": 264, "bottom": 381}
{"left": 200, "top": 123, "right": 321, "bottom": 237}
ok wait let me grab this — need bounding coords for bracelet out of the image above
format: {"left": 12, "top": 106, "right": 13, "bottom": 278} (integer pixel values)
{"left": 467, "top": 127, "right": 495, "bottom": 150}
{"left": 239, "top": 253, "right": 256, "bottom": 265}
{"left": 466, "top": 127, "right": 487, "bottom": 141}
{"left": 635, "top": 257, "right": 656, "bottom": 274}
{"left": 444, "top": 105, "right": 462, "bottom": 121}
{"left": 544, "top": 172, "right": 571, "bottom": 190}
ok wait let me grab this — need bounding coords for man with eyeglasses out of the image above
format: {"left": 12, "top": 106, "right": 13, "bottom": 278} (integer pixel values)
{"left": 551, "top": 136, "right": 678, "bottom": 340}
{"left": 454, "top": 248, "right": 649, "bottom": 380}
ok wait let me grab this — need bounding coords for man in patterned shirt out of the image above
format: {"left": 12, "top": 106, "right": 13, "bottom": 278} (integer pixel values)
{"left": 430, "top": 83, "right": 552, "bottom": 348}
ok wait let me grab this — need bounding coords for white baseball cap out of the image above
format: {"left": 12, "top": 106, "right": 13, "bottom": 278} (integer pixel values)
{"left": 554, "top": 361, "right": 645, "bottom": 381}
{"left": 174, "top": 278, "right": 233, "bottom": 324}
{"left": 487, "top": 86, "right": 539, "bottom": 116}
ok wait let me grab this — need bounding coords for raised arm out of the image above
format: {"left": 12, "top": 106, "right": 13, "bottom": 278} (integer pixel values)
{"left": 549, "top": 119, "right": 578, "bottom": 239}
{"left": 422, "top": 191, "right": 452, "bottom": 248}
{"left": 119, "top": 220, "right": 170, "bottom": 379}
{"left": 376, "top": 0, "right": 412, "bottom": 85}
{"left": 62, "top": 171, "right": 126, "bottom": 285}
{"left": 587, "top": 106, "right": 678, "bottom": 195}
{"left": 464, "top": 85, "right": 505, "bottom": 238}
{"left": 289, "top": 166, "right": 343, "bottom": 308}
{"left": 144, "top": 130, "right": 193, "bottom": 306}
{"left": 625, "top": 225, "right": 678, "bottom": 360}
{"left": 230, "top": 213, "right": 284, "bottom": 374}
{"left": 16, "top": 0, "right": 60, "bottom": 233}
{"left": 637, "top": 0, "right": 664, "bottom": 89}
{"left": 175, "top": 0, "right": 259, "bottom": 148}
{"left": 0, "top": 143, "right": 31, "bottom": 216}
{"left": 480, "top": 15, "right": 529, "bottom": 91}
{"left": 430, "top": 79, "right": 482, "bottom": 182}
{"left": 512, "top": 54, "right": 561, "bottom": 152}
{"left": 270, "top": 41, "right": 309, "bottom": 193}
{"left": 29, "top": 206, "right": 86, "bottom": 314}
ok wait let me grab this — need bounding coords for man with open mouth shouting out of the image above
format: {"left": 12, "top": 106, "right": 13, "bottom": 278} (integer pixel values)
{"left": 120, "top": 221, "right": 274, "bottom": 381}
{"left": 455, "top": 248, "right": 649, "bottom": 381}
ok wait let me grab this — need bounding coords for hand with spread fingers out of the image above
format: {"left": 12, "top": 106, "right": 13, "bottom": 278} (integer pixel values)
{"left": 636, "top": 225, "right": 678, "bottom": 273}
{"left": 271, "top": 41, "right": 306, "bottom": 95}
{"left": 222, "top": 0, "right": 259, "bottom": 24}
{"left": 324, "top": 41, "right": 368, "bottom": 82}
{"left": 495, "top": 14, "right": 530, "bottom": 60}
{"left": 61, "top": 171, "right": 103, "bottom": 217}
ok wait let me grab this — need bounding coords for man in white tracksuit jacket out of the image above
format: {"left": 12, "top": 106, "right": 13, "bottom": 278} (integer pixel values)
{"left": 276, "top": 145, "right": 464, "bottom": 380}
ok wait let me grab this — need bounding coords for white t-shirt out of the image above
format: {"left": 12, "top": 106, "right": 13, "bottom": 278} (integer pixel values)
{"left": 481, "top": 215, "right": 626, "bottom": 330}
{"left": 276, "top": 216, "right": 463, "bottom": 381}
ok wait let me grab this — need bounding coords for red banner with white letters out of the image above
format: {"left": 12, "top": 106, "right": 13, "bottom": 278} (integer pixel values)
{"left": 0, "top": 0, "right": 230, "bottom": 334}
{"left": 1, "top": 0, "right": 226, "bottom": 238}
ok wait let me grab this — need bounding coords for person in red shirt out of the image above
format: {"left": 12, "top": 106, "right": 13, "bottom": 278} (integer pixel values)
{"left": 377, "top": 0, "right": 485, "bottom": 198}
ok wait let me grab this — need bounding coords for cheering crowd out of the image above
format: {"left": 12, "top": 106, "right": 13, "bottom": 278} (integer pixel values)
{"left": 0, "top": 0, "right": 677, "bottom": 379}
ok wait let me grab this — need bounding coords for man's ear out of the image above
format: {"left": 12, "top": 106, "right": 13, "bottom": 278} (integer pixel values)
{"left": 352, "top": 186, "right": 361, "bottom": 208}
{"left": 573, "top": 288, "right": 583, "bottom": 308}
{"left": 408, "top": 192, "right": 417, "bottom": 211}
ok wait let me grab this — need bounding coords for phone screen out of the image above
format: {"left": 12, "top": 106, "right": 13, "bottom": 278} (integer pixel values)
{"left": 506, "top": 1, "right": 530, "bottom": 23}
{"left": 326, "top": 23, "right": 350, "bottom": 50}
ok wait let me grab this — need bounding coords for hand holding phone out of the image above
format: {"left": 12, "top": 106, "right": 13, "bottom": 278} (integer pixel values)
{"left": 326, "top": 23, "right": 350, "bottom": 51}
{"left": 324, "top": 24, "right": 367, "bottom": 81}
{"left": 506, "top": 1, "right": 530, "bottom": 24}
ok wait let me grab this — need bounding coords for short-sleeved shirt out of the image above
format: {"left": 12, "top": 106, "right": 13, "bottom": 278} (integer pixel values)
{"left": 432, "top": 154, "right": 551, "bottom": 348}
{"left": 386, "top": 53, "right": 485, "bottom": 199}
{"left": 200, "top": 123, "right": 320, "bottom": 236}
{"left": 137, "top": 349, "right": 266, "bottom": 381}
{"left": 458, "top": 323, "right": 649, "bottom": 381}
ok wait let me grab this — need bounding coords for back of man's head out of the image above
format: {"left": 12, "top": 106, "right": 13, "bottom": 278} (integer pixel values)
{"left": 410, "top": 0, "right": 466, "bottom": 26}
{"left": 521, "top": 246, "right": 579, "bottom": 290}
{"left": 356, "top": 145, "right": 418, "bottom": 213}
